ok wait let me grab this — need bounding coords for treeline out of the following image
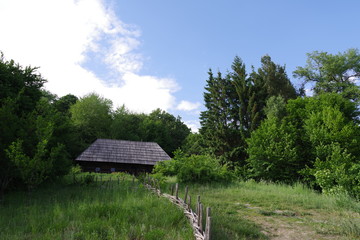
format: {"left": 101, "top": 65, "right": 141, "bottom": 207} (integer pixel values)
{"left": 0, "top": 53, "right": 190, "bottom": 196}
{"left": 2, "top": 48, "right": 360, "bottom": 200}
{"left": 179, "top": 49, "right": 360, "bottom": 199}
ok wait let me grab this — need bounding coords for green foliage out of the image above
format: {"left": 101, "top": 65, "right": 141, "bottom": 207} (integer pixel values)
{"left": 111, "top": 107, "right": 190, "bottom": 156}
{"left": 70, "top": 93, "right": 113, "bottom": 145}
{"left": 69, "top": 165, "right": 82, "bottom": 175}
{"left": 49, "top": 144, "right": 71, "bottom": 177}
{"left": 294, "top": 48, "right": 360, "bottom": 101}
{"left": 141, "top": 109, "right": 191, "bottom": 156}
{"left": 200, "top": 55, "right": 297, "bottom": 166}
{"left": 181, "top": 132, "right": 208, "bottom": 155}
{"left": 253, "top": 55, "right": 297, "bottom": 102}
{"left": 200, "top": 65, "right": 248, "bottom": 165}
{"left": 263, "top": 95, "right": 287, "bottom": 120}
{"left": 303, "top": 143, "right": 360, "bottom": 198}
{"left": 246, "top": 96, "right": 301, "bottom": 183}
{"left": 0, "top": 177, "right": 193, "bottom": 240}
{"left": 247, "top": 91, "right": 360, "bottom": 198}
{"left": 246, "top": 117, "right": 300, "bottom": 183}
{"left": 300, "top": 105, "right": 360, "bottom": 198}
{"left": 6, "top": 139, "right": 53, "bottom": 190}
{"left": 110, "top": 105, "right": 146, "bottom": 141}
{"left": 152, "top": 159, "right": 177, "bottom": 176}
{"left": 0, "top": 54, "right": 73, "bottom": 194}
{"left": 0, "top": 52, "right": 46, "bottom": 113}
{"left": 154, "top": 150, "right": 233, "bottom": 183}
{"left": 53, "top": 94, "right": 78, "bottom": 115}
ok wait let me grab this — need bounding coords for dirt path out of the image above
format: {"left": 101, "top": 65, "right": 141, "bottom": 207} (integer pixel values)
{"left": 241, "top": 205, "right": 346, "bottom": 240}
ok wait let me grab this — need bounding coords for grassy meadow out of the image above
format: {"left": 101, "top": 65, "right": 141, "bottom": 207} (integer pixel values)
{"left": 165, "top": 179, "right": 360, "bottom": 240}
{"left": 0, "top": 174, "right": 193, "bottom": 240}
{"left": 1, "top": 174, "right": 360, "bottom": 240}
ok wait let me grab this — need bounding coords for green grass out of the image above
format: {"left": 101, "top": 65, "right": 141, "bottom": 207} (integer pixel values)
{"left": 163, "top": 179, "right": 360, "bottom": 240}
{"left": 2, "top": 175, "right": 359, "bottom": 240}
{"left": 0, "top": 174, "right": 193, "bottom": 240}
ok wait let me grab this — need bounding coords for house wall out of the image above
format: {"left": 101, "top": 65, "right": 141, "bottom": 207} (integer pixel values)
{"left": 77, "top": 161, "right": 154, "bottom": 175}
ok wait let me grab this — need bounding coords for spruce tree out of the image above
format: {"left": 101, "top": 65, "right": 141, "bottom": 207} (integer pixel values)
{"left": 200, "top": 55, "right": 297, "bottom": 166}
{"left": 200, "top": 69, "right": 244, "bottom": 165}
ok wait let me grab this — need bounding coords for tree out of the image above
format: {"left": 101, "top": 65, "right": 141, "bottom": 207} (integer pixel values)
{"left": 0, "top": 52, "right": 46, "bottom": 113}
{"left": 264, "top": 95, "right": 287, "bottom": 120}
{"left": 70, "top": 93, "right": 113, "bottom": 146}
{"left": 141, "top": 109, "right": 191, "bottom": 156}
{"left": 110, "top": 106, "right": 190, "bottom": 156}
{"left": 0, "top": 54, "right": 47, "bottom": 196}
{"left": 53, "top": 94, "right": 78, "bottom": 115}
{"left": 294, "top": 48, "right": 360, "bottom": 102}
{"left": 250, "top": 55, "right": 297, "bottom": 125}
{"left": 231, "top": 56, "right": 258, "bottom": 138}
{"left": 181, "top": 133, "right": 208, "bottom": 156}
{"left": 301, "top": 105, "right": 360, "bottom": 197}
{"left": 3, "top": 97, "right": 72, "bottom": 191}
{"left": 200, "top": 69, "right": 244, "bottom": 165}
{"left": 200, "top": 56, "right": 297, "bottom": 166}
{"left": 110, "top": 105, "right": 146, "bottom": 141}
{"left": 246, "top": 96, "right": 301, "bottom": 183}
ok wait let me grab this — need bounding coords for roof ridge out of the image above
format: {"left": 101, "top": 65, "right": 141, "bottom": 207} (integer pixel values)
{"left": 76, "top": 138, "right": 171, "bottom": 165}
{"left": 96, "top": 138, "right": 159, "bottom": 144}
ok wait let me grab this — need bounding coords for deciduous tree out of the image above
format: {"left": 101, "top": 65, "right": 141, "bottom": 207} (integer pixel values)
{"left": 294, "top": 48, "right": 360, "bottom": 102}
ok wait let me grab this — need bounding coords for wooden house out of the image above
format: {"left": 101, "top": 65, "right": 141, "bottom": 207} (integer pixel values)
{"left": 75, "top": 139, "right": 171, "bottom": 174}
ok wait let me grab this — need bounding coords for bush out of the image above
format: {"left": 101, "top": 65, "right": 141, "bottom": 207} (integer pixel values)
{"left": 152, "top": 159, "right": 177, "bottom": 176}
{"left": 301, "top": 143, "right": 360, "bottom": 199}
{"left": 153, "top": 150, "right": 233, "bottom": 183}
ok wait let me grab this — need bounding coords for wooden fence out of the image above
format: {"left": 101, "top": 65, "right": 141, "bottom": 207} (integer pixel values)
{"left": 72, "top": 174, "right": 212, "bottom": 240}
{"left": 144, "top": 177, "right": 212, "bottom": 240}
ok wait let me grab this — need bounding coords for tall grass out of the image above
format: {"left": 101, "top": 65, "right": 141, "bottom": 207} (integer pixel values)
{"left": 164, "top": 179, "right": 360, "bottom": 240}
{"left": 0, "top": 174, "right": 193, "bottom": 240}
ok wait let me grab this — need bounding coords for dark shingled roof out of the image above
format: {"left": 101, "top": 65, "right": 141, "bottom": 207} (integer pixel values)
{"left": 76, "top": 139, "right": 171, "bottom": 165}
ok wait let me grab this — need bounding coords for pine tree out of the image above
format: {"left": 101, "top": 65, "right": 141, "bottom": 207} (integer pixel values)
{"left": 251, "top": 55, "right": 297, "bottom": 123}
{"left": 200, "top": 55, "right": 297, "bottom": 166}
{"left": 200, "top": 69, "right": 244, "bottom": 165}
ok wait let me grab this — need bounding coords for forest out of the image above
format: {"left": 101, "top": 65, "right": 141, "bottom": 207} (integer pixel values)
{"left": 1, "top": 48, "right": 360, "bottom": 201}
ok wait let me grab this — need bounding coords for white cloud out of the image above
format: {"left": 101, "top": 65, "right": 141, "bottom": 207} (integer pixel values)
{"left": 0, "top": 0, "right": 178, "bottom": 113}
{"left": 177, "top": 100, "right": 201, "bottom": 111}
{"left": 184, "top": 120, "right": 201, "bottom": 133}
{"left": 106, "top": 72, "right": 179, "bottom": 112}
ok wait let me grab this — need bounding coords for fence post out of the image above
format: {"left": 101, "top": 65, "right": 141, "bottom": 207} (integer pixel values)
{"left": 199, "top": 203, "right": 203, "bottom": 231}
{"left": 184, "top": 186, "right": 188, "bottom": 204}
{"left": 188, "top": 195, "right": 191, "bottom": 211}
{"left": 196, "top": 195, "right": 201, "bottom": 217}
{"left": 171, "top": 184, "right": 174, "bottom": 196}
{"left": 175, "top": 183, "right": 179, "bottom": 199}
{"left": 205, "top": 216, "right": 211, "bottom": 240}
{"left": 205, "top": 207, "right": 211, "bottom": 239}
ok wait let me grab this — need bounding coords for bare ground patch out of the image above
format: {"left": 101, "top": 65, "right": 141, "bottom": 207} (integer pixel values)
{"left": 239, "top": 204, "right": 353, "bottom": 240}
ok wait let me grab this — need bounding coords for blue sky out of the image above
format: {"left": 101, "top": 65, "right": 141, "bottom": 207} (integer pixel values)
{"left": 1, "top": 0, "right": 359, "bottom": 131}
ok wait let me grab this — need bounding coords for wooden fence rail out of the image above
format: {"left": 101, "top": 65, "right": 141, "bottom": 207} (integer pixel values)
{"left": 72, "top": 174, "right": 211, "bottom": 240}
{"left": 144, "top": 176, "right": 211, "bottom": 240}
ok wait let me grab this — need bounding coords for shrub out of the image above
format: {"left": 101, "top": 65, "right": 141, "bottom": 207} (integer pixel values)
{"left": 153, "top": 150, "right": 233, "bottom": 183}
{"left": 152, "top": 159, "right": 177, "bottom": 176}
